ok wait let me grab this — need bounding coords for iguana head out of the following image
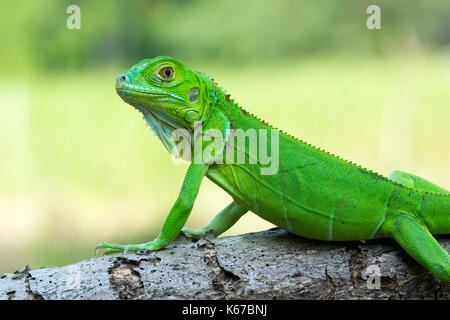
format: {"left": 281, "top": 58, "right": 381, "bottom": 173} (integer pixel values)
{"left": 115, "top": 56, "right": 214, "bottom": 151}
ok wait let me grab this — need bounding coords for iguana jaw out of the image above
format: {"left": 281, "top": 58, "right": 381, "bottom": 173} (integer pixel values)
{"left": 116, "top": 84, "right": 188, "bottom": 152}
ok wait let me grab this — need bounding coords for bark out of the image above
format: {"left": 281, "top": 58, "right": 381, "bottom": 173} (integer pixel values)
{"left": 0, "top": 229, "right": 448, "bottom": 300}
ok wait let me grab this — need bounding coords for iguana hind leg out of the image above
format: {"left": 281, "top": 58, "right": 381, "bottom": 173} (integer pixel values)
{"left": 389, "top": 170, "right": 449, "bottom": 194}
{"left": 382, "top": 211, "right": 450, "bottom": 282}
{"left": 182, "top": 201, "right": 248, "bottom": 239}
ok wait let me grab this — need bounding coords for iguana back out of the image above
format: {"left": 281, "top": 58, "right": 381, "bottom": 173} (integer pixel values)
{"left": 207, "top": 93, "right": 450, "bottom": 242}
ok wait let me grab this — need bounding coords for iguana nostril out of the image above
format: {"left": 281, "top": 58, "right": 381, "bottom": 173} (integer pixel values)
{"left": 116, "top": 75, "right": 128, "bottom": 89}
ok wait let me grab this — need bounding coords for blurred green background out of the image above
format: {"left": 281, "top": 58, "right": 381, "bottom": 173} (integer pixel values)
{"left": 0, "top": 0, "right": 449, "bottom": 273}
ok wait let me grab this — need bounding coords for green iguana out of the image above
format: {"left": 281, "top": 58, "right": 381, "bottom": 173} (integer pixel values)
{"left": 97, "top": 56, "right": 450, "bottom": 282}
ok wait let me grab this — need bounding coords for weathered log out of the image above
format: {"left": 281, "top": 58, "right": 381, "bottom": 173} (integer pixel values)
{"left": 0, "top": 229, "right": 448, "bottom": 300}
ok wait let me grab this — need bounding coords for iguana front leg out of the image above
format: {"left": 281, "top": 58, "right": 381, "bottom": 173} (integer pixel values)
{"left": 182, "top": 201, "right": 248, "bottom": 239}
{"left": 96, "top": 163, "right": 209, "bottom": 254}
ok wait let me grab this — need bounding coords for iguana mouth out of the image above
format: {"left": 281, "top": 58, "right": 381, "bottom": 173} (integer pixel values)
{"left": 116, "top": 88, "right": 167, "bottom": 99}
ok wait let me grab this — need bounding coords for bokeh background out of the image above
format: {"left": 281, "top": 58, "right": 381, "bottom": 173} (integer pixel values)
{"left": 0, "top": 0, "right": 449, "bottom": 273}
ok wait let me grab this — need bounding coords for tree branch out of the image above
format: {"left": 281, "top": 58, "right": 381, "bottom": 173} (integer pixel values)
{"left": 1, "top": 229, "right": 448, "bottom": 300}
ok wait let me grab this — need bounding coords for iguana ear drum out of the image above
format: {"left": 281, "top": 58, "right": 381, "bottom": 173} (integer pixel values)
{"left": 189, "top": 87, "right": 200, "bottom": 103}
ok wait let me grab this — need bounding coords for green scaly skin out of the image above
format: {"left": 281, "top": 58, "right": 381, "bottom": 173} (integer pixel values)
{"left": 97, "top": 56, "right": 450, "bottom": 282}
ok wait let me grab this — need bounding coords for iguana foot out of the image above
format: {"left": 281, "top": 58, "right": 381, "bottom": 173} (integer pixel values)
{"left": 96, "top": 240, "right": 165, "bottom": 255}
{"left": 181, "top": 227, "right": 209, "bottom": 239}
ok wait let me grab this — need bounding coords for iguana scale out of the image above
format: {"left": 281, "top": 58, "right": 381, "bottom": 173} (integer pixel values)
{"left": 97, "top": 56, "right": 450, "bottom": 282}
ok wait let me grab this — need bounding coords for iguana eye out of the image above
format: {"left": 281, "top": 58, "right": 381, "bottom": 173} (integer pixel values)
{"left": 159, "top": 67, "right": 174, "bottom": 79}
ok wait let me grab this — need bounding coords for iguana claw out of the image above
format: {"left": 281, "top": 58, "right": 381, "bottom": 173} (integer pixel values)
{"left": 181, "top": 227, "right": 208, "bottom": 239}
{"left": 95, "top": 240, "right": 165, "bottom": 255}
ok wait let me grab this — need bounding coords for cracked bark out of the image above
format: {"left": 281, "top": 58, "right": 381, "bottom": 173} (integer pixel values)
{"left": 0, "top": 229, "right": 448, "bottom": 300}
